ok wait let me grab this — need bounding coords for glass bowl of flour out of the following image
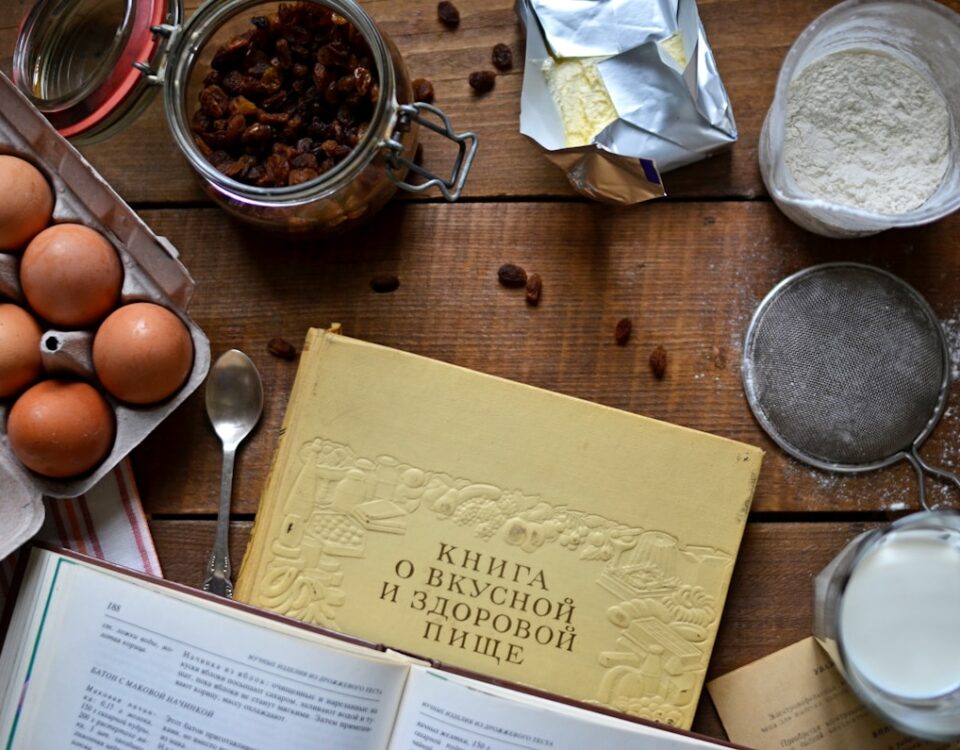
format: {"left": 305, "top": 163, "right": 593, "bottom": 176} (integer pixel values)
{"left": 759, "top": 0, "right": 960, "bottom": 237}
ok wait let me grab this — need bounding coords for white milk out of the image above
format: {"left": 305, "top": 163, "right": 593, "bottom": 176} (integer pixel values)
{"left": 839, "top": 528, "right": 960, "bottom": 700}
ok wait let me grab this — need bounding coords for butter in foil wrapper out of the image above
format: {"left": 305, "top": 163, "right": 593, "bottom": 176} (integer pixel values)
{"left": 517, "top": 0, "right": 737, "bottom": 204}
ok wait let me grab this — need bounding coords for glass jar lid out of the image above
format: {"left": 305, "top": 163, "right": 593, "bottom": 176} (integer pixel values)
{"left": 13, "top": 0, "right": 183, "bottom": 144}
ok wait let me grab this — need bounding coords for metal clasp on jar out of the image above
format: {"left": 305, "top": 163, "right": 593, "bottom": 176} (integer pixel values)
{"left": 383, "top": 103, "right": 478, "bottom": 201}
{"left": 132, "top": 23, "right": 182, "bottom": 86}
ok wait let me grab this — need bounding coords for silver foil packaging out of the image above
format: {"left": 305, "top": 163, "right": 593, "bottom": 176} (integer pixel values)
{"left": 518, "top": 0, "right": 737, "bottom": 204}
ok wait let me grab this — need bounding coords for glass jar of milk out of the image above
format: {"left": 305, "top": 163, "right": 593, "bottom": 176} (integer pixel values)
{"left": 814, "top": 511, "right": 960, "bottom": 741}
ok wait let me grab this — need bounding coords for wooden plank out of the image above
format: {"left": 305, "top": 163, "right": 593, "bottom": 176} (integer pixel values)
{"left": 131, "top": 201, "right": 960, "bottom": 515}
{"left": 4, "top": 0, "right": 957, "bottom": 203}
{"left": 150, "top": 518, "right": 879, "bottom": 742}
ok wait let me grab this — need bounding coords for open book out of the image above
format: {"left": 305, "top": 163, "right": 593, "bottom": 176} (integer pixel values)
{"left": 0, "top": 547, "right": 738, "bottom": 749}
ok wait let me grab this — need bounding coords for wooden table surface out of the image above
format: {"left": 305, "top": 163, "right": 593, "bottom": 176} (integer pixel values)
{"left": 4, "top": 0, "right": 960, "bottom": 742}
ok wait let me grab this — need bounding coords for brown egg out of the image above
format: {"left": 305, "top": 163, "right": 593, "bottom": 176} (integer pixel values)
{"left": 0, "top": 303, "right": 43, "bottom": 398}
{"left": 21, "top": 223, "right": 123, "bottom": 327}
{"left": 0, "top": 156, "right": 54, "bottom": 252}
{"left": 93, "top": 302, "right": 194, "bottom": 404}
{"left": 7, "top": 380, "right": 115, "bottom": 477}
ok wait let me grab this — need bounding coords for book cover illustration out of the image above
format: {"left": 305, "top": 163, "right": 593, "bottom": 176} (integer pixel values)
{"left": 237, "top": 330, "right": 762, "bottom": 730}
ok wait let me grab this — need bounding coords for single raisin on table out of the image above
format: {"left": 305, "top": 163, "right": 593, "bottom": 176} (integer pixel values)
{"left": 614, "top": 318, "right": 632, "bottom": 346}
{"left": 413, "top": 78, "right": 435, "bottom": 104}
{"left": 650, "top": 345, "right": 668, "bottom": 379}
{"left": 437, "top": 1, "right": 460, "bottom": 28}
{"left": 370, "top": 274, "right": 401, "bottom": 293}
{"left": 492, "top": 44, "right": 513, "bottom": 71}
{"left": 525, "top": 273, "right": 542, "bottom": 306}
{"left": 267, "top": 337, "right": 298, "bottom": 360}
{"left": 498, "top": 263, "right": 527, "bottom": 288}
{"left": 712, "top": 345, "right": 727, "bottom": 369}
{"left": 469, "top": 71, "right": 496, "bottom": 94}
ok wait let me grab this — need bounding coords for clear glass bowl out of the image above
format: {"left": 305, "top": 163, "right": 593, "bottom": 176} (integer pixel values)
{"left": 759, "top": 0, "right": 960, "bottom": 237}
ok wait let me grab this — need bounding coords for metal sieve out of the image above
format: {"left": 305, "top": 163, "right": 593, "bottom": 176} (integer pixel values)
{"left": 742, "top": 262, "right": 960, "bottom": 509}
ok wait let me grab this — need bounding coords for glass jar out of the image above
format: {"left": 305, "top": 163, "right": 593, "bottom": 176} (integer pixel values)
{"left": 814, "top": 511, "right": 960, "bottom": 741}
{"left": 14, "top": 0, "right": 478, "bottom": 236}
{"left": 759, "top": 0, "right": 960, "bottom": 238}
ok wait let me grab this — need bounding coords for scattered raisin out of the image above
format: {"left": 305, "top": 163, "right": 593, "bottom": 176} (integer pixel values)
{"left": 525, "top": 274, "right": 542, "bottom": 306}
{"left": 413, "top": 78, "right": 435, "bottom": 104}
{"left": 614, "top": 318, "right": 632, "bottom": 346}
{"left": 437, "top": 1, "right": 460, "bottom": 28}
{"left": 267, "top": 337, "right": 298, "bottom": 360}
{"left": 497, "top": 263, "right": 527, "bottom": 288}
{"left": 650, "top": 345, "right": 668, "bottom": 379}
{"left": 492, "top": 43, "right": 513, "bottom": 71}
{"left": 712, "top": 345, "right": 727, "bottom": 369}
{"left": 370, "top": 274, "right": 400, "bottom": 293}
{"left": 468, "top": 70, "right": 496, "bottom": 94}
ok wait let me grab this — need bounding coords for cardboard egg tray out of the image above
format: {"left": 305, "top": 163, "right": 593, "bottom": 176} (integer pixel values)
{"left": 0, "top": 73, "right": 211, "bottom": 559}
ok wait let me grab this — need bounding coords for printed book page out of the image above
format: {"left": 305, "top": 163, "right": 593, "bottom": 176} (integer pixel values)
{"left": 387, "top": 666, "right": 725, "bottom": 750}
{"left": 0, "top": 549, "right": 410, "bottom": 750}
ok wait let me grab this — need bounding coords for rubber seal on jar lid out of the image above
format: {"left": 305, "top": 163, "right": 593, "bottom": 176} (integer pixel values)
{"left": 13, "top": 0, "right": 182, "bottom": 144}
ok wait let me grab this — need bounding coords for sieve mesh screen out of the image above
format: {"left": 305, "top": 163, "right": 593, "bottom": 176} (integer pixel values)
{"left": 743, "top": 264, "right": 947, "bottom": 469}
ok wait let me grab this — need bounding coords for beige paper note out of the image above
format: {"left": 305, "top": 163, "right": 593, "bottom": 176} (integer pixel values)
{"left": 707, "top": 637, "right": 960, "bottom": 750}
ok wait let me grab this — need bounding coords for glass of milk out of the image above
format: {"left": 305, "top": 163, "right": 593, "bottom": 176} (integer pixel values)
{"left": 814, "top": 511, "right": 960, "bottom": 740}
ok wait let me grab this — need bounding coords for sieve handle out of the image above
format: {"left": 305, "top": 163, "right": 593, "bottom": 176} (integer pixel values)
{"left": 907, "top": 447, "right": 960, "bottom": 511}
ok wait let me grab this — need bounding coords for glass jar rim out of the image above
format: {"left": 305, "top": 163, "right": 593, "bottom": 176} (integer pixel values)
{"left": 163, "top": 0, "right": 397, "bottom": 205}
{"left": 13, "top": 0, "right": 176, "bottom": 141}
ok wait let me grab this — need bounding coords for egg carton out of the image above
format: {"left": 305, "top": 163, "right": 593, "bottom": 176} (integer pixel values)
{"left": 0, "top": 73, "right": 211, "bottom": 560}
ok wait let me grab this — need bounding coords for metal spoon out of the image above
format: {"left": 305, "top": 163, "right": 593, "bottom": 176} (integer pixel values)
{"left": 202, "top": 349, "right": 263, "bottom": 597}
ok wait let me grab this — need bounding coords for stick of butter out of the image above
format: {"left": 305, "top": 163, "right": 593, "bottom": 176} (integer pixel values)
{"left": 541, "top": 57, "right": 619, "bottom": 148}
{"left": 659, "top": 32, "right": 687, "bottom": 69}
{"left": 542, "top": 31, "right": 686, "bottom": 150}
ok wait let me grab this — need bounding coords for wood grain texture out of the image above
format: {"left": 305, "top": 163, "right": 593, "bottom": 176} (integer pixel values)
{"left": 3, "top": 4, "right": 958, "bottom": 745}
{"left": 132, "top": 201, "right": 960, "bottom": 515}
{"left": 149, "top": 519, "right": 878, "bottom": 741}
{"left": 3, "top": 0, "right": 957, "bottom": 203}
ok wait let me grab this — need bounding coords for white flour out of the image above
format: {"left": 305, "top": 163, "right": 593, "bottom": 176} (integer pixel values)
{"left": 784, "top": 49, "right": 950, "bottom": 214}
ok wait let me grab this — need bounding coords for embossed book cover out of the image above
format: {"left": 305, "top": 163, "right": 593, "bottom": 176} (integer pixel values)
{"left": 236, "top": 329, "right": 763, "bottom": 730}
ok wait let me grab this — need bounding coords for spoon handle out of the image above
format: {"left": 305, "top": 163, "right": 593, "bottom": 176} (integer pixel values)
{"left": 202, "top": 446, "right": 236, "bottom": 598}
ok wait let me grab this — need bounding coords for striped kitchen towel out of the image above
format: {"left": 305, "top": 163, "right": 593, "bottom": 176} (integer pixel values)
{"left": 0, "top": 459, "right": 161, "bottom": 612}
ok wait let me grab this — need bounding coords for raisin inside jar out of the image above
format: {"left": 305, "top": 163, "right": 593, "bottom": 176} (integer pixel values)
{"left": 191, "top": 2, "right": 380, "bottom": 188}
